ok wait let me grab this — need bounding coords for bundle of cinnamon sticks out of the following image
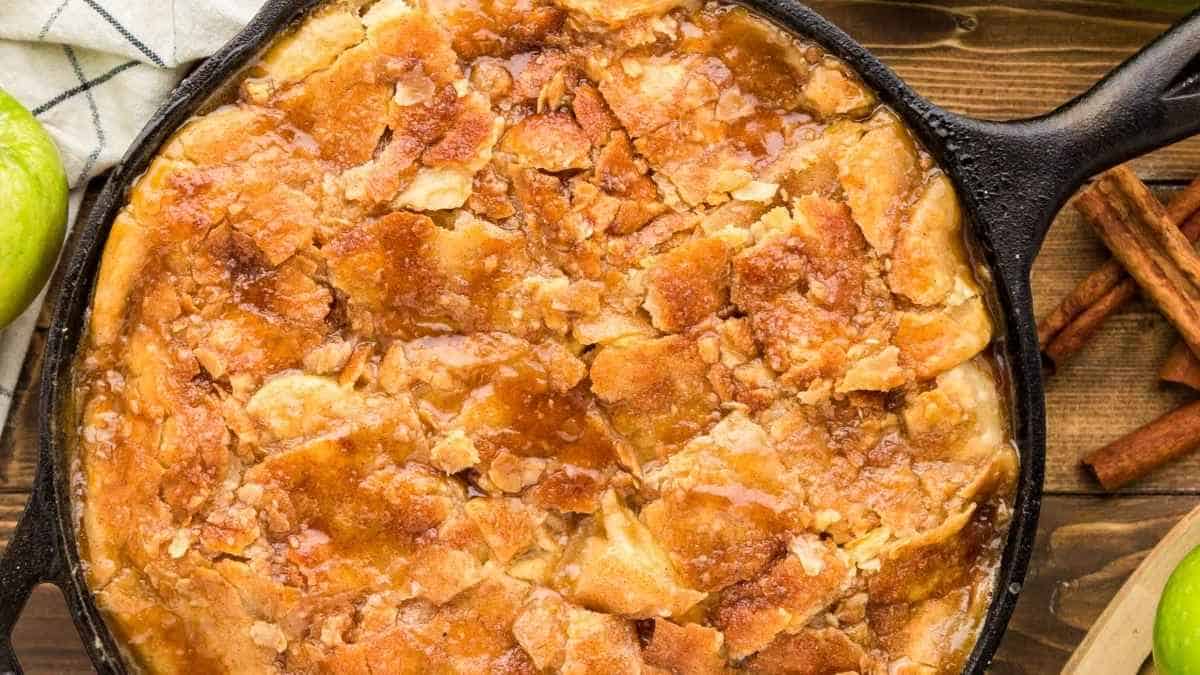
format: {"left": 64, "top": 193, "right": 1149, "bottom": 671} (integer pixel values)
{"left": 1039, "top": 166, "right": 1200, "bottom": 489}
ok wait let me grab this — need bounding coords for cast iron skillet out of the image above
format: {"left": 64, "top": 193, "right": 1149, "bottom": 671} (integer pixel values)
{"left": 4, "top": 1, "right": 1200, "bottom": 672}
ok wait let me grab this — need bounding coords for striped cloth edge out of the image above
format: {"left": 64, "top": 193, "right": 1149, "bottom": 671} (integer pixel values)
{"left": 0, "top": 1, "right": 262, "bottom": 434}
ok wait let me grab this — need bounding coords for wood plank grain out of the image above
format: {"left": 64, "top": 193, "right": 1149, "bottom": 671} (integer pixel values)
{"left": 807, "top": 0, "right": 1200, "bottom": 180}
{"left": 1033, "top": 185, "right": 1200, "bottom": 494}
{"left": 0, "top": 491, "right": 27, "bottom": 550}
{"left": 992, "top": 494, "right": 1200, "bottom": 674}
{"left": 0, "top": 329, "right": 44, "bottom": 492}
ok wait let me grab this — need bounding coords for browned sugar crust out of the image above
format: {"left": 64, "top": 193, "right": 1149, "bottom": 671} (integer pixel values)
{"left": 73, "top": 1, "right": 1016, "bottom": 672}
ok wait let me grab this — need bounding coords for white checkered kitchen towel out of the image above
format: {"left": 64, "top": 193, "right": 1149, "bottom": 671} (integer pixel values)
{"left": 0, "top": 1, "right": 266, "bottom": 426}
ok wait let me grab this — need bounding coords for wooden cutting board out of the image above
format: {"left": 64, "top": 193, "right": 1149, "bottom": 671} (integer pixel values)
{"left": 1062, "top": 504, "right": 1200, "bottom": 675}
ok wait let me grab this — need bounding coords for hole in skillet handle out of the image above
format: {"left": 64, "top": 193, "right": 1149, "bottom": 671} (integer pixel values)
{"left": 10, "top": 584, "right": 89, "bottom": 673}
{"left": 1164, "top": 50, "right": 1200, "bottom": 102}
{"left": 0, "top": 475, "right": 65, "bottom": 675}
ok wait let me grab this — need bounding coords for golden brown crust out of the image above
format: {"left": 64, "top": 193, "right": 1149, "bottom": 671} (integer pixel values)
{"left": 75, "top": 1, "right": 1014, "bottom": 673}
{"left": 642, "top": 619, "right": 727, "bottom": 675}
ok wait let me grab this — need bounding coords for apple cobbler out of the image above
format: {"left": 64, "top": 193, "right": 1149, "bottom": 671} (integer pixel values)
{"left": 72, "top": 0, "right": 1017, "bottom": 672}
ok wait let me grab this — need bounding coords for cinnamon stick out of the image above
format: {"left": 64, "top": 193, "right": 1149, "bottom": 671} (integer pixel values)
{"left": 1039, "top": 174, "right": 1200, "bottom": 368}
{"left": 1177, "top": 208, "right": 1200, "bottom": 249}
{"left": 1037, "top": 260, "right": 1126, "bottom": 348}
{"left": 1155, "top": 210, "right": 1200, "bottom": 389}
{"left": 1084, "top": 400, "right": 1200, "bottom": 490}
{"left": 1170, "top": 179, "right": 1200, "bottom": 229}
{"left": 1076, "top": 168, "right": 1200, "bottom": 362}
{"left": 1048, "top": 208, "right": 1200, "bottom": 371}
{"left": 1043, "top": 279, "right": 1137, "bottom": 366}
{"left": 1159, "top": 341, "right": 1200, "bottom": 389}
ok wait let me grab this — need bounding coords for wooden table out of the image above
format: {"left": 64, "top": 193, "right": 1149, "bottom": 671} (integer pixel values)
{"left": 3, "top": 1, "right": 1200, "bottom": 672}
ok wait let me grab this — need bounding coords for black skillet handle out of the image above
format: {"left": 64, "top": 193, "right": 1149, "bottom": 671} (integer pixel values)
{"left": 940, "top": 8, "right": 1200, "bottom": 272}
{"left": 0, "top": 474, "right": 64, "bottom": 675}
{"left": 1048, "top": 6, "right": 1200, "bottom": 180}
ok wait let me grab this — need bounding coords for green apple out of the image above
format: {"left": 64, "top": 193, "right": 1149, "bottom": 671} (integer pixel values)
{"left": 0, "top": 86, "right": 67, "bottom": 330}
{"left": 1155, "top": 544, "right": 1200, "bottom": 675}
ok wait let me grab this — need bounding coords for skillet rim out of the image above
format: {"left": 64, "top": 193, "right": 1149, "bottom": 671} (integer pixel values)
{"left": 732, "top": 4, "right": 1045, "bottom": 674}
{"left": 32, "top": 1, "right": 1045, "bottom": 672}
